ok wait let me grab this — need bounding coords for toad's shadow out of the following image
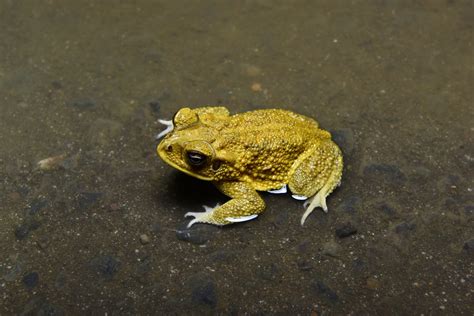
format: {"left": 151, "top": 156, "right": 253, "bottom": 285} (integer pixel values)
{"left": 166, "top": 171, "right": 227, "bottom": 209}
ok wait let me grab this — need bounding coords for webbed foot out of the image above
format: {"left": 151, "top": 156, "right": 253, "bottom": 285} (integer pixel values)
{"left": 185, "top": 204, "right": 220, "bottom": 228}
{"left": 300, "top": 189, "right": 328, "bottom": 226}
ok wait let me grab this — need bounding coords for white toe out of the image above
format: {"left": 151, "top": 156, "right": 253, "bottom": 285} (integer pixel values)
{"left": 267, "top": 185, "right": 288, "bottom": 194}
{"left": 292, "top": 194, "right": 308, "bottom": 201}
{"left": 225, "top": 214, "right": 258, "bottom": 223}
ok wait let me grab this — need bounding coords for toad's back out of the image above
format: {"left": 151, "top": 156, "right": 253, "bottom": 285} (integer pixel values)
{"left": 212, "top": 109, "right": 332, "bottom": 190}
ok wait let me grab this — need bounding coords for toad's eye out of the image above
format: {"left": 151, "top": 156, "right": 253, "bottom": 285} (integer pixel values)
{"left": 185, "top": 150, "right": 207, "bottom": 167}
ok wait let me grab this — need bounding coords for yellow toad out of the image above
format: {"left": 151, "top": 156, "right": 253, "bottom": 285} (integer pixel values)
{"left": 157, "top": 107, "right": 343, "bottom": 227}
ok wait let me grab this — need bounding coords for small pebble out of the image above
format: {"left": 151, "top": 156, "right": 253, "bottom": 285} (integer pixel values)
{"left": 296, "top": 259, "right": 313, "bottom": 271}
{"left": 366, "top": 277, "right": 380, "bottom": 290}
{"left": 251, "top": 82, "right": 262, "bottom": 92}
{"left": 311, "top": 280, "right": 339, "bottom": 302}
{"left": 139, "top": 234, "right": 150, "bottom": 245}
{"left": 36, "top": 236, "right": 49, "bottom": 250}
{"left": 149, "top": 101, "right": 161, "bottom": 114}
{"left": 109, "top": 203, "right": 121, "bottom": 211}
{"left": 395, "top": 222, "right": 416, "bottom": 234}
{"left": 23, "top": 272, "right": 39, "bottom": 288}
{"left": 71, "top": 98, "right": 96, "bottom": 109}
{"left": 37, "top": 154, "right": 66, "bottom": 171}
{"left": 15, "top": 224, "right": 31, "bottom": 240}
{"left": 463, "top": 239, "right": 474, "bottom": 253}
{"left": 335, "top": 222, "right": 358, "bottom": 238}
{"left": 77, "top": 192, "right": 103, "bottom": 210}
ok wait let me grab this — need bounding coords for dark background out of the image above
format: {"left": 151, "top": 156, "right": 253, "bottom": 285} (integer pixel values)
{"left": 0, "top": 1, "right": 472, "bottom": 314}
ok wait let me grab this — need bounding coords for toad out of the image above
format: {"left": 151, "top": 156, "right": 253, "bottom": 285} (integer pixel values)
{"left": 156, "top": 107, "right": 343, "bottom": 227}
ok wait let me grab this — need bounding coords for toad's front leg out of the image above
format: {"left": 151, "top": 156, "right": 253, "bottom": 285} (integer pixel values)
{"left": 185, "top": 181, "right": 265, "bottom": 227}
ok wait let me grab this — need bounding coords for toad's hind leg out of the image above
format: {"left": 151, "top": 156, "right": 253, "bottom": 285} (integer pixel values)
{"left": 288, "top": 140, "right": 343, "bottom": 226}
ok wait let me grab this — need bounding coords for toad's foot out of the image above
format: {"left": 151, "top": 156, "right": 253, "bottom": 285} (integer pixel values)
{"left": 184, "top": 203, "right": 259, "bottom": 227}
{"left": 185, "top": 203, "right": 220, "bottom": 228}
{"left": 300, "top": 189, "right": 328, "bottom": 226}
{"left": 156, "top": 119, "right": 174, "bottom": 139}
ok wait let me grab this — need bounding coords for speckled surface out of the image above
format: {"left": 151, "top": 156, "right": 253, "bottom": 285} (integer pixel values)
{"left": 0, "top": 1, "right": 472, "bottom": 314}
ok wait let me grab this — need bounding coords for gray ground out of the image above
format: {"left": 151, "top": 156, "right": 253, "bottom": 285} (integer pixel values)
{"left": 0, "top": 1, "right": 473, "bottom": 315}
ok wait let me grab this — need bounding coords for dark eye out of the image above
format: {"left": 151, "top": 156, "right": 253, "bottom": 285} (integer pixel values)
{"left": 186, "top": 150, "right": 207, "bottom": 167}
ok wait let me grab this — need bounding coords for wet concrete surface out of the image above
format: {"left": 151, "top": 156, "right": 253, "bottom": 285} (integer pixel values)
{"left": 0, "top": 1, "right": 472, "bottom": 314}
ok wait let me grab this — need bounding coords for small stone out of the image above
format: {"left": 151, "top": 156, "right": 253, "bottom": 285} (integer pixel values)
{"left": 109, "top": 203, "right": 121, "bottom": 211}
{"left": 296, "top": 259, "right": 313, "bottom": 271}
{"left": 464, "top": 205, "right": 473, "bottom": 216}
{"left": 77, "top": 192, "right": 103, "bottom": 210}
{"left": 311, "top": 280, "right": 339, "bottom": 302}
{"left": 3, "top": 263, "right": 22, "bottom": 282}
{"left": 463, "top": 239, "right": 474, "bottom": 253}
{"left": 139, "top": 234, "right": 150, "bottom": 245}
{"left": 366, "top": 277, "right": 380, "bottom": 290}
{"left": 409, "top": 166, "right": 432, "bottom": 182}
{"left": 23, "top": 272, "right": 39, "bottom": 288}
{"left": 352, "top": 258, "right": 366, "bottom": 271}
{"left": 335, "top": 222, "right": 357, "bottom": 238}
{"left": 29, "top": 198, "right": 48, "bottom": 215}
{"left": 149, "top": 101, "right": 161, "bottom": 114}
{"left": 395, "top": 221, "right": 416, "bottom": 234}
{"left": 36, "top": 236, "right": 49, "bottom": 250}
{"left": 297, "top": 240, "right": 311, "bottom": 253}
{"left": 70, "top": 98, "right": 96, "bottom": 109}
{"left": 37, "top": 154, "right": 67, "bottom": 171}
{"left": 378, "top": 202, "right": 397, "bottom": 217}
{"left": 321, "top": 240, "right": 341, "bottom": 257}
{"left": 251, "top": 82, "right": 262, "bottom": 92}
{"left": 15, "top": 224, "right": 31, "bottom": 240}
